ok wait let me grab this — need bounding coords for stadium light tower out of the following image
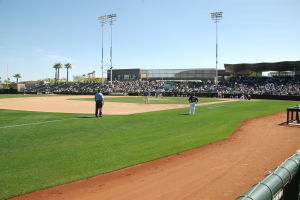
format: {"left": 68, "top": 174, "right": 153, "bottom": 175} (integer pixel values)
{"left": 98, "top": 15, "right": 108, "bottom": 84}
{"left": 108, "top": 13, "right": 117, "bottom": 85}
{"left": 98, "top": 13, "right": 117, "bottom": 85}
{"left": 211, "top": 12, "right": 223, "bottom": 85}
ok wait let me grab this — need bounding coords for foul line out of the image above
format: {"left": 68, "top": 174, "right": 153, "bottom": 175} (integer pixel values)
{"left": 0, "top": 118, "right": 80, "bottom": 129}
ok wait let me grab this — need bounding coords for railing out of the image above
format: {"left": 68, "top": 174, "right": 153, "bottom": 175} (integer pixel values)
{"left": 236, "top": 152, "right": 300, "bottom": 200}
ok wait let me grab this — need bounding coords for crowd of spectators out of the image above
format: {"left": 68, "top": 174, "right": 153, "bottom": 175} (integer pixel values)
{"left": 26, "top": 76, "right": 300, "bottom": 96}
{"left": 219, "top": 76, "right": 300, "bottom": 96}
{"left": 27, "top": 80, "right": 165, "bottom": 94}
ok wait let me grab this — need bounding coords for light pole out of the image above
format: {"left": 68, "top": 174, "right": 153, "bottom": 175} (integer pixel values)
{"left": 108, "top": 14, "right": 117, "bottom": 84}
{"left": 98, "top": 15, "right": 108, "bottom": 85}
{"left": 211, "top": 12, "right": 223, "bottom": 86}
{"left": 98, "top": 13, "right": 117, "bottom": 85}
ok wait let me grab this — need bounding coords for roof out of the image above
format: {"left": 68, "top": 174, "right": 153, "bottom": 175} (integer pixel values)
{"left": 224, "top": 61, "right": 300, "bottom": 73}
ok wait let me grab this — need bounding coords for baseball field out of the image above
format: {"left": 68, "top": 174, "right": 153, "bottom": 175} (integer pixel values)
{"left": 0, "top": 94, "right": 299, "bottom": 200}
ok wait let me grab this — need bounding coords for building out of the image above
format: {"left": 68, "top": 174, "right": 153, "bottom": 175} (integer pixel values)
{"left": 107, "top": 68, "right": 231, "bottom": 81}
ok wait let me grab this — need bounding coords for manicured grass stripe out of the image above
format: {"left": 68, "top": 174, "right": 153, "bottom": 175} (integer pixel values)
{"left": 0, "top": 100, "right": 296, "bottom": 199}
{"left": 0, "top": 118, "right": 80, "bottom": 129}
{"left": 0, "top": 94, "right": 88, "bottom": 99}
{"left": 0, "top": 94, "right": 59, "bottom": 98}
{"left": 70, "top": 96, "right": 221, "bottom": 104}
{"left": 0, "top": 110, "right": 82, "bottom": 127}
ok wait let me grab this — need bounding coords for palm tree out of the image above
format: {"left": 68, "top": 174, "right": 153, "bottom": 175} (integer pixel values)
{"left": 65, "top": 63, "right": 72, "bottom": 82}
{"left": 53, "top": 64, "right": 58, "bottom": 82}
{"left": 53, "top": 63, "right": 62, "bottom": 83}
{"left": 13, "top": 74, "right": 22, "bottom": 83}
{"left": 57, "top": 63, "right": 62, "bottom": 82}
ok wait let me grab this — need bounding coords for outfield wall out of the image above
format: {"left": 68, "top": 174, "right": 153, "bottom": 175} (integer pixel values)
{"left": 0, "top": 88, "right": 18, "bottom": 94}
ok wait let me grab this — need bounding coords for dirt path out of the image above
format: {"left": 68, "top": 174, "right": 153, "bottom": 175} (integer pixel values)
{"left": 0, "top": 96, "right": 237, "bottom": 115}
{"left": 9, "top": 111, "right": 300, "bottom": 200}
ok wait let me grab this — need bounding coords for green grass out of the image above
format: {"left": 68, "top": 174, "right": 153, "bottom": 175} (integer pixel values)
{"left": 70, "top": 96, "right": 221, "bottom": 104}
{"left": 0, "top": 100, "right": 296, "bottom": 199}
{"left": 0, "top": 94, "right": 59, "bottom": 99}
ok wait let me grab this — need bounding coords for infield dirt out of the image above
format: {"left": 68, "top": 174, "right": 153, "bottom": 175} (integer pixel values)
{"left": 0, "top": 95, "right": 237, "bottom": 115}
{"left": 4, "top": 96, "right": 300, "bottom": 200}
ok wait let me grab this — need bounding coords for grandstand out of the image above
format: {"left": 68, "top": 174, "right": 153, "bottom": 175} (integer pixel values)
{"left": 26, "top": 76, "right": 300, "bottom": 99}
{"left": 21, "top": 60, "right": 300, "bottom": 100}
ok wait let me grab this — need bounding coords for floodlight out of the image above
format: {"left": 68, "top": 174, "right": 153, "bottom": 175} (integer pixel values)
{"left": 210, "top": 12, "right": 223, "bottom": 85}
{"left": 98, "top": 13, "right": 117, "bottom": 84}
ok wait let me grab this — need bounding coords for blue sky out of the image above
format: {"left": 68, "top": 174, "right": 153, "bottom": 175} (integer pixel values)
{"left": 0, "top": 0, "right": 299, "bottom": 81}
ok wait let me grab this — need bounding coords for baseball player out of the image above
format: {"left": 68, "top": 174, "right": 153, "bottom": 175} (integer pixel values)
{"left": 188, "top": 94, "right": 199, "bottom": 115}
{"left": 95, "top": 89, "right": 104, "bottom": 117}
{"left": 144, "top": 90, "right": 150, "bottom": 104}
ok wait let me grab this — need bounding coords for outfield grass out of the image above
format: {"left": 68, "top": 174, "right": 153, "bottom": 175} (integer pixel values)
{"left": 0, "top": 94, "right": 59, "bottom": 99}
{"left": 0, "top": 100, "right": 296, "bottom": 199}
{"left": 70, "top": 96, "right": 221, "bottom": 104}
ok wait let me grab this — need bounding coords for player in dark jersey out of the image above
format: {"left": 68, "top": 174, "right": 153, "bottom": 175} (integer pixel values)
{"left": 188, "top": 95, "right": 199, "bottom": 115}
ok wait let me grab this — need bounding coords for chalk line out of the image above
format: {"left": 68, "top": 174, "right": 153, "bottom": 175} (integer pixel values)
{"left": 0, "top": 118, "right": 81, "bottom": 129}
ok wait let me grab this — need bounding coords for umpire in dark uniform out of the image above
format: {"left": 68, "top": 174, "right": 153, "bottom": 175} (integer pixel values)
{"left": 95, "top": 89, "right": 104, "bottom": 117}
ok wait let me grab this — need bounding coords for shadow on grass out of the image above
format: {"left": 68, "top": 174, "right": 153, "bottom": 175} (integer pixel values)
{"left": 179, "top": 113, "right": 189, "bottom": 116}
{"left": 75, "top": 116, "right": 95, "bottom": 119}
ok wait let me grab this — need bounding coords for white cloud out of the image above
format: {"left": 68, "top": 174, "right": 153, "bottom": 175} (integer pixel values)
{"left": 45, "top": 54, "right": 72, "bottom": 63}
{"left": 34, "top": 48, "right": 73, "bottom": 63}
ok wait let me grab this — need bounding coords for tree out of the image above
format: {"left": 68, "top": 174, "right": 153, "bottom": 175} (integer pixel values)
{"left": 65, "top": 63, "right": 72, "bottom": 82}
{"left": 53, "top": 63, "right": 62, "bottom": 83}
{"left": 40, "top": 78, "right": 55, "bottom": 83}
{"left": 87, "top": 73, "right": 91, "bottom": 79}
{"left": 73, "top": 75, "right": 83, "bottom": 82}
{"left": 53, "top": 64, "right": 58, "bottom": 82}
{"left": 13, "top": 74, "right": 22, "bottom": 83}
{"left": 4, "top": 78, "right": 10, "bottom": 88}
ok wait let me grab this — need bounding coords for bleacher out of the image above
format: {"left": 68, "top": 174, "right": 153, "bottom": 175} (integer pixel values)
{"left": 26, "top": 76, "right": 300, "bottom": 97}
